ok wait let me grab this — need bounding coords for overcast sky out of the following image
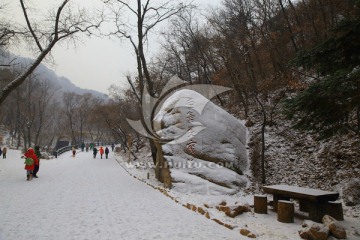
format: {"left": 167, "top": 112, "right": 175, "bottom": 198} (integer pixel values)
{"left": 7, "top": 0, "right": 222, "bottom": 94}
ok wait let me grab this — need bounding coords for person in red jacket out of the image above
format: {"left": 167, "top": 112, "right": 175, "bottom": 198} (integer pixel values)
{"left": 99, "top": 146, "right": 104, "bottom": 159}
{"left": 24, "top": 148, "right": 38, "bottom": 181}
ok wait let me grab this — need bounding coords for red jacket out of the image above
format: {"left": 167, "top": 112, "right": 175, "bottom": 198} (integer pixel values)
{"left": 24, "top": 148, "right": 38, "bottom": 171}
{"left": 99, "top": 147, "right": 104, "bottom": 154}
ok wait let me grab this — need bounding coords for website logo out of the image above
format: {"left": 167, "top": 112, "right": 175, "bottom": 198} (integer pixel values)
{"left": 126, "top": 75, "right": 231, "bottom": 144}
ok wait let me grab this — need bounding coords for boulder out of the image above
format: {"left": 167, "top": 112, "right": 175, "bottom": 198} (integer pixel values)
{"left": 309, "top": 224, "right": 329, "bottom": 240}
{"left": 224, "top": 205, "right": 250, "bottom": 218}
{"left": 240, "top": 228, "right": 256, "bottom": 238}
{"left": 299, "top": 221, "right": 329, "bottom": 240}
{"left": 40, "top": 152, "right": 50, "bottom": 159}
{"left": 154, "top": 89, "right": 248, "bottom": 192}
{"left": 298, "top": 228, "right": 312, "bottom": 240}
{"left": 322, "top": 215, "right": 347, "bottom": 239}
{"left": 154, "top": 89, "right": 248, "bottom": 173}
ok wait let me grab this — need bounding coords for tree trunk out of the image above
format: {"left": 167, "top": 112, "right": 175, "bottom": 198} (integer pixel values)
{"left": 301, "top": 0, "right": 320, "bottom": 42}
{"left": 254, "top": 195, "right": 268, "bottom": 214}
{"left": 254, "top": 95, "right": 267, "bottom": 184}
{"left": 149, "top": 138, "right": 157, "bottom": 165}
{"left": 279, "top": 0, "right": 298, "bottom": 52}
{"left": 277, "top": 200, "right": 294, "bottom": 223}
{"left": 154, "top": 141, "right": 171, "bottom": 188}
{"left": 327, "top": 201, "right": 344, "bottom": 221}
{"left": 357, "top": 106, "right": 360, "bottom": 133}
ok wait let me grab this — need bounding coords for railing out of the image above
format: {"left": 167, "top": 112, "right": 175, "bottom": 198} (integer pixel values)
{"left": 54, "top": 142, "right": 114, "bottom": 157}
{"left": 55, "top": 145, "right": 78, "bottom": 157}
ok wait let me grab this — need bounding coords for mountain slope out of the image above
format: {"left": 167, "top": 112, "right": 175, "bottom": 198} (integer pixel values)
{"left": 1, "top": 53, "right": 108, "bottom": 100}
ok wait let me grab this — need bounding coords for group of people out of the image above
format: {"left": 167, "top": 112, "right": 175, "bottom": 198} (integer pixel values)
{"left": 0, "top": 147, "right": 7, "bottom": 158}
{"left": 80, "top": 142, "right": 92, "bottom": 152}
{"left": 23, "top": 146, "right": 41, "bottom": 181}
{"left": 23, "top": 143, "right": 115, "bottom": 181}
{"left": 69, "top": 144, "right": 113, "bottom": 159}
{"left": 80, "top": 142, "right": 102, "bottom": 152}
{"left": 92, "top": 146, "right": 110, "bottom": 159}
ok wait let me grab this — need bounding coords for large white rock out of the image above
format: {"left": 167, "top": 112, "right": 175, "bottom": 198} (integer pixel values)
{"left": 154, "top": 89, "right": 248, "bottom": 193}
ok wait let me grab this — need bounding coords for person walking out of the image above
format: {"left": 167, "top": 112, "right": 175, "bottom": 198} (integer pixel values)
{"left": 93, "top": 147, "right": 98, "bottom": 159}
{"left": 85, "top": 143, "right": 89, "bottom": 152}
{"left": 99, "top": 146, "right": 104, "bottom": 159}
{"left": 24, "top": 148, "right": 38, "bottom": 181}
{"left": 72, "top": 146, "right": 76, "bottom": 157}
{"left": 0, "top": 147, "right": 2, "bottom": 158}
{"left": 111, "top": 143, "right": 115, "bottom": 152}
{"left": 33, "top": 146, "right": 41, "bottom": 178}
{"left": 81, "top": 142, "right": 85, "bottom": 152}
{"left": 2, "top": 147, "right": 7, "bottom": 159}
{"left": 105, "top": 147, "right": 109, "bottom": 159}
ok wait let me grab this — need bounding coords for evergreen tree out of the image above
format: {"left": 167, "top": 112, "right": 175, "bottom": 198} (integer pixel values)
{"left": 284, "top": 3, "right": 360, "bottom": 138}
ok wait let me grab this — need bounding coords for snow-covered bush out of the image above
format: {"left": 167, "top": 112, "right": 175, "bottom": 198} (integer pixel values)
{"left": 342, "top": 178, "right": 360, "bottom": 206}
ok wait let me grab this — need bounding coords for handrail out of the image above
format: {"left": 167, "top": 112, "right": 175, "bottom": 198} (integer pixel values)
{"left": 54, "top": 142, "right": 114, "bottom": 157}
{"left": 55, "top": 145, "right": 78, "bottom": 157}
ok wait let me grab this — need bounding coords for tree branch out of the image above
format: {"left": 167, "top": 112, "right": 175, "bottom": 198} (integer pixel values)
{"left": 20, "top": 0, "right": 43, "bottom": 51}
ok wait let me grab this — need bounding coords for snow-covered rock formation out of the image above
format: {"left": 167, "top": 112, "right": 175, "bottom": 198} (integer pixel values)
{"left": 154, "top": 89, "right": 248, "bottom": 194}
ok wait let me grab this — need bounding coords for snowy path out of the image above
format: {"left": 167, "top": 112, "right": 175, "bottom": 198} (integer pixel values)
{"left": 0, "top": 149, "right": 242, "bottom": 240}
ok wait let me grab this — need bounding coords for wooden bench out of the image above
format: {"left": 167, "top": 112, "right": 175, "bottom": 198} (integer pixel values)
{"left": 263, "top": 185, "right": 340, "bottom": 223}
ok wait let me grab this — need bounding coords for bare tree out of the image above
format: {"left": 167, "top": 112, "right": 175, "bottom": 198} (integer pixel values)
{"left": 0, "top": 4, "right": 17, "bottom": 54}
{"left": 160, "top": 7, "right": 214, "bottom": 84}
{"left": 0, "top": 0, "right": 104, "bottom": 105}
{"left": 78, "top": 93, "right": 103, "bottom": 144}
{"left": 86, "top": 108, "right": 108, "bottom": 145}
{"left": 104, "top": 0, "right": 190, "bottom": 164}
{"left": 104, "top": 0, "right": 188, "bottom": 97}
{"left": 62, "top": 92, "right": 81, "bottom": 144}
{"left": 32, "top": 79, "right": 59, "bottom": 146}
{"left": 279, "top": 0, "right": 298, "bottom": 52}
{"left": 98, "top": 90, "right": 141, "bottom": 158}
{"left": 0, "top": 4, "right": 18, "bottom": 68}
{"left": 8, "top": 72, "right": 38, "bottom": 150}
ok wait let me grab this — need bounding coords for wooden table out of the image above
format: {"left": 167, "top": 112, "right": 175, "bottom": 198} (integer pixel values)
{"left": 263, "top": 185, "right": 339, "bottom": 222}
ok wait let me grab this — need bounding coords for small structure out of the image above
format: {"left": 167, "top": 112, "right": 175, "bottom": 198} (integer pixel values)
{"left": 277, "top": 200, "right": 294, "bottom": 223}
{"left": 327, "top": 201, "right": 344, "bottom": 221}
{"left": 263, "top": 185, "right": 340, "bottom": 223}
{"left": 254, "top": 195, "right": 268, "bottom": 214}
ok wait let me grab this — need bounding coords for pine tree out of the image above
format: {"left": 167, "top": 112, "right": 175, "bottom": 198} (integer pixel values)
{"left": 284, "top": 4, "right": 360, "bottom": 138}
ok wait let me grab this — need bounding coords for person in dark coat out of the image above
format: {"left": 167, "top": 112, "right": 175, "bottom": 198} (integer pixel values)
{"left": 2, "top": 147, "right": 7, "bottom": 158}
{"left": 93, "top": 147, "right": 98, "bottom": 159}
{"left": 111, "top": 143, "right": 115, "bottom": 151}
{"left": 33, "top": 146, "right": 41, "bottom": 178}
{"left": 105, "top": 147, "right": 109, "bottom": 159}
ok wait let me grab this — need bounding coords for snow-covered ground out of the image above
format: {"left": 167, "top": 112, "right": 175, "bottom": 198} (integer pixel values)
{"left": 0, "top": 148, "right": 243, "bottom": 240}
{"left": 1, "top": 148, "right": 359, "bottom": 239}
{"left": 116, "top": 148, "right": 360, "bottom": 240}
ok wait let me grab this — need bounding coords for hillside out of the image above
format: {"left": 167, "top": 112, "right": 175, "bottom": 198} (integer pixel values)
{"left": 36, "top": 63, "right": 108, "bottom": 100}
{"left": 243, "top": 101, "right": 360, "bottom": 219}
{"left": 0, "top": 53, "right": 108, "bottom": 100}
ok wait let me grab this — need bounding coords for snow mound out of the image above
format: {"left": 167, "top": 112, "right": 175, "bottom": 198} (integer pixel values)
{"left": 154, "top": 89, "right": 248, "bottom": 193}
